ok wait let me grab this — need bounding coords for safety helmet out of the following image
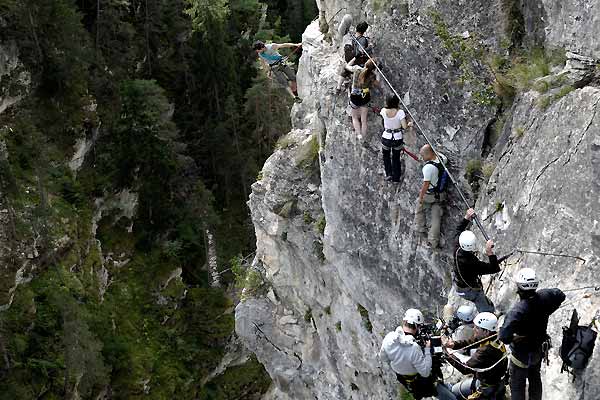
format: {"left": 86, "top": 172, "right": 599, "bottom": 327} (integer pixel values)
{"left": 459, "top": 230, "right": 477, "bottom": 252}
{"left": 456, "top": 305, "right": 477, "bottom": 323}
{"left": 403, "top": 308, "right": 424, "bottom": 325}
{"left": 515, "top": 268, "right": 539, "bottom": 291}
{"left": 473, "top": 312, "right": 498, "bottom": 332}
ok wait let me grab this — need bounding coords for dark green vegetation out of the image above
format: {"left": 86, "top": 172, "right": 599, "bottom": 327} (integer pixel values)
{"left": 0, "top": 0, "right": 316, "bottom": 398}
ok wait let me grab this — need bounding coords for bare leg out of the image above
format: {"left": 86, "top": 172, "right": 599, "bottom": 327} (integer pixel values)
{"left": 360, "top": 106, "right": 369, "bottom": 138}
{"left": 351, "top": 107, "right": 362, "bottom": 137}
{"left": 290, "top": 80, "right": 298, "bottom": 95}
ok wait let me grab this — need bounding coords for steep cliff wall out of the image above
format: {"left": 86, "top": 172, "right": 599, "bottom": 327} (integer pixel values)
{"left": 236, "top": 0, "right": 600, "bottom": 399}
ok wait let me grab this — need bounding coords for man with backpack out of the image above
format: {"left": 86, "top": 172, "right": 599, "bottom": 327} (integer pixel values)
{"left": 414, "top": 144, "right": 447, "bottom": 248}
{"left": 452, "top": 208, "right": 500, "bottom": 313}
{"left": 499, "top": 268, "right": 565, "bottom": 400}
{"left": 337, "top": 21, "right": 372, "bottom": 93}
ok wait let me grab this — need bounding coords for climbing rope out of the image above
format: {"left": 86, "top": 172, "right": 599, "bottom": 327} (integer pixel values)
{"left": 350, "top": 36, "right": 490, "bottom": 240}
{"left": 445, "top": 349, "right": 510, "bottom": 373}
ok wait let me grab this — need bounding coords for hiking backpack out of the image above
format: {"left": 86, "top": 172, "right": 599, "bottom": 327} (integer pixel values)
{"left": 344, "top": 36, "right": 370, "bottom": 64}
{"left": 560, "top": 309, "right": 597, "bottom": 374}
{"left": 426, "top": 154, "right": 450, "bottom": 194}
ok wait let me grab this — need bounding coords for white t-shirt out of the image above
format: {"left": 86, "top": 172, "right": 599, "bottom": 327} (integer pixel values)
{"left": 380, "top": 108, "right": 406, "bottom": 140}
{"left": 423, "top": 154, "right": 446, "bottom": 191}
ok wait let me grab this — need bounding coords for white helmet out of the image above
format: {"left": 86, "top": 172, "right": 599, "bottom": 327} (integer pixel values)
{"left": 403, "top": 308, "right": 424, "bottom": 325}
{"left": 459, "top": 230, "right": 477, "bottom": 252}
{"left": 515, "top": 268, "right": 539, "bottom": 291}
{"left": 473, "top": 312, "right": 498, "bottom": 332}
{"left": 456, "top": 305, "right": 477, "bottom": 323}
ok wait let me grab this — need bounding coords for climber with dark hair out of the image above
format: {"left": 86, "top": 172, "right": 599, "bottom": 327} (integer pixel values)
{"left": 254, "top": 40, "right": 302, "bottom": 102}
{"left": 353, "top": 21, "right": 371, "bottom": 66}
{"left": 499, "top": 268, "right": 565, "bottom": 400}
{"left": 414, "top": 144, "right": 447, "bottom": 248}
{"left": 337, "top": 21, "right": 373, "bottom": 93}
{"left": 345, "top": 58, "right": 379, "bottom": 141}
{"left": 452, "top": 208, "right": 500, "bottom": 312}
{"left": 443, "top": 312, "right": 508, "bottom": 400}
{"left": 380, "top": 309, "right": 457, "bottom": 400}
{"left": 380, "top": 95, "right": 408, "bottom": 183}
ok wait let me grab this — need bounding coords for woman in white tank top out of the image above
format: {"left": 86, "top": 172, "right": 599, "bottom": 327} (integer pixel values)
{"left": 380, "top": 95, "right": 408, "bottom": 183}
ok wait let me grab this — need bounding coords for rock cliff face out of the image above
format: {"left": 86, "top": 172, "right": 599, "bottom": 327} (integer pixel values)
{"left": 236, "top": 1, "right": 600, "bottom": 399}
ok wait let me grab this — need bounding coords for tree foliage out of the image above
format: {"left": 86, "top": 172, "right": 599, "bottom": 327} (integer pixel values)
{"left": 0, "top": 0, "right": 317, "bottom": 397}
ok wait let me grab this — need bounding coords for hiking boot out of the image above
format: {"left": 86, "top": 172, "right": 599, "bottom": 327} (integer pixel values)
{"left": 385, "top": 176, "right": 393, "bottom": 182}
{"left": 294, "top": 96, "right": 303, "bottom": 103}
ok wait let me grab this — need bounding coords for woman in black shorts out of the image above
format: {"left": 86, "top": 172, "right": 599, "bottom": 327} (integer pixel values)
{"left": 345, "top": 58, "right": 379, "bottom": 140}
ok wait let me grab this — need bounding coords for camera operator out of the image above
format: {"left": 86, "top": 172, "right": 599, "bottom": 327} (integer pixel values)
{"left": 442, "top": 312, "right": 508, "bottom": 399}
{"left": 379, "top": 309, "right": 456, "bottom": 400}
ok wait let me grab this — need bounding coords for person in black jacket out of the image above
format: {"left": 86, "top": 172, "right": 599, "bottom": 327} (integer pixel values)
{"left": 443, "top": 312, "right": 508, "bottom": 399}
{"left": 453, "top": 208, "right": 500, "bottom": 312}
{"left": 499, "top": 268, "right": 565, "bottom": 400}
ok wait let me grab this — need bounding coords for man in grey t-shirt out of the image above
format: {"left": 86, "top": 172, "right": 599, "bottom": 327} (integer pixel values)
{"left": 414, "top": 144, "right": 446, "bottom": 248}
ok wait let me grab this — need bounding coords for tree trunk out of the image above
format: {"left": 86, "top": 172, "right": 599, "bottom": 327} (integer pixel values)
{"left": 232, "top": 117, "right": 248, "bottom": 200}
{"left": 205, "top": 229, "right": 220, "bottom": 287}
{"left": 145, "top": 0, "right": 152, "bottom": 75}
{"left": 27, "top": 9, "right": 43, "bottom": 62}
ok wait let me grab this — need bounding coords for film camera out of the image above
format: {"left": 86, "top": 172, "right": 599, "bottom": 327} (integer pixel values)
{"left": 416, "top": 322, "right": 446, "bottom": 379}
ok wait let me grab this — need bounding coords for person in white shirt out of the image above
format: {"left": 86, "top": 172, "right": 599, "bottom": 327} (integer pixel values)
{"left": 379, "top": 95, "right": 408, "bottom": 183}
{"left": 414, "top": 144, "right": 447, "bottom": 248}
{"left": 379, "top": 309, "right": 456, "bottom": 400}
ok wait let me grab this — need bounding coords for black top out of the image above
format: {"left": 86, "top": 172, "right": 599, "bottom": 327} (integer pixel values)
{"left": 499, "top": 288, "right": 566, "bottom": 361}
{"left": 453, "top": 219, "right": 500, "bottom": 289}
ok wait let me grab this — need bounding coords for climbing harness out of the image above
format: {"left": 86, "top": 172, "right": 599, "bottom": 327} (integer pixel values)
{"left": 515, "top": 249, "right": 587, "bottom": 264}
{"left": 350, "top": 36, "right": 490, "bottom": 240}
{"left": 269, "top": 44, "right": 303, "bottom": 68}
{"left": 351, "top": 87, "right": 370, "bottom": 97}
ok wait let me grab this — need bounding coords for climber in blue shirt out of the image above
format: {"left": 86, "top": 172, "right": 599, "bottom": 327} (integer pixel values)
{"left": 254, "top": 40, "right": 302, "bottom": 103}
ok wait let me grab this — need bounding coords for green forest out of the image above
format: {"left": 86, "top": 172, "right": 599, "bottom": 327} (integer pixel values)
{"left": 0, "top": 0, "right": 316, "bottom": 398}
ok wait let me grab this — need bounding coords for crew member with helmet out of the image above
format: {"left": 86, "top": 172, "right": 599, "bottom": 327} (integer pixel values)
{"left": 379, "top": 309, "right": 456, "bottom": 400}
{"left": 499, "top": 268, "right": 565, "bottom": 400}
{"left": 449, "top": 305, "right": 478, "bottom": 343}
{"left": 453, "top": 208, "right": 501, "bottom": 312}
{"left": 443, "top": 312, "right": 508, "bottom": 399}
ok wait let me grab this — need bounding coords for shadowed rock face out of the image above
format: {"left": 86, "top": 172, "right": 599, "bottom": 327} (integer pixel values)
{"left": 236, "top": 1, "right": 600, "bottom": 399}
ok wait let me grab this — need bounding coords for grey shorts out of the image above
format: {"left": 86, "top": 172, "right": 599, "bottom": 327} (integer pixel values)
{"left": 271, "top": 63, "right": 296, "bottom": 86}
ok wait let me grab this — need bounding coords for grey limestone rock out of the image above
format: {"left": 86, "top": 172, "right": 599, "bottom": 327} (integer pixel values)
{"left": 236, "top": 1, "right": 600, "bottom": 399}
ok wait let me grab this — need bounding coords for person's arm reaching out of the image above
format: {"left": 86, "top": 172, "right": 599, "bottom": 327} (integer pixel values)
{"left": 344, "top": 57, "right": 357, "bottom": 73}
{"left": 477, "top": 240, "right": 500, "bottom": 275}
{"left": 271, "top": 42, "right": 301, "bottom": 50}
{"left": 454, "top": 208, "right": 475, "bottom": 246}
